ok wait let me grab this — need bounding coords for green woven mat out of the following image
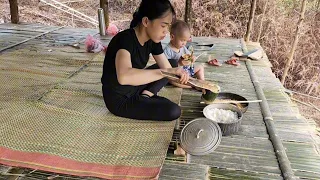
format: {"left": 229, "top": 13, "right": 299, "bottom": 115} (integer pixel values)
{"left": 0, "top": 93, "right": 180, "bottom": 167}
{"left": 0, "top": 48, "right": 93, "bottom": 78}
{"left": 0, "top": 46, "right": 97, "bottom": 101}
{"left": 0, "top": 42, "right": 182, "bottom": 171}
{"left": 0, "top": 70, "right": 62, "bottom": 101}
{"left": 0, "top": 85, "right": 181, "bottom": 168}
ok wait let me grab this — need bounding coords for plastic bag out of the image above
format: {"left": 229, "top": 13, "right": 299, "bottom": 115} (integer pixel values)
{"left": 106, "top": 24, "right": 119, "bottom": 36}
{"left": 84, "top": 35, "right": 107, "bottom": 53}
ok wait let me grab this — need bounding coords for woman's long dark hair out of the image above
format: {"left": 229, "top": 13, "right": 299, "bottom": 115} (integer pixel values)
{"left": 130, "top": 0, "right": 176, "bottom": 28}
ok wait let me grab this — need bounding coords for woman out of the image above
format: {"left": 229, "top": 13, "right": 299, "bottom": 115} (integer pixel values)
{"left": 101, "top": 0, "right": 189, "bottom": 121}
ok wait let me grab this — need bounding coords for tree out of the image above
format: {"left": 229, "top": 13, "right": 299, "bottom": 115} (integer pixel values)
{"left": 257, "top": 0, "right": 268, "bottom": 42}
{"left": 185, "top": 0, "right": 192, "bottom": 26}
{"left": 9, "top": 0, "right": 19, "bottom": 24}
{"left": 281, "top": 0, "right": 307, "bottom": 84}
{"left": 245, "top": 0, "right": 257, "bottom": 42}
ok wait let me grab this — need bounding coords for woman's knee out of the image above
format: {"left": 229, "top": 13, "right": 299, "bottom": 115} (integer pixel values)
{"left": 198, "top": 64, "right": 204, "bottom": 72}
{"left": 165, "top": 103, "right": 181, "bottom": 121}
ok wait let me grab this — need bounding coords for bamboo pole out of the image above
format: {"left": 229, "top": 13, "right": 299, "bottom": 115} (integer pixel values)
{"left": 256, "top": 0, "right": 268, "bottom": 42}
{"left": 246, "top": 59, "right": 296, "bottom": 180}
{"left": 40, "top": 0, "right": 98, "bottom": 26}
{"left": 291, "top": 98, "right": 313, "bottom": 108}
{"left": 292, "top": 98, "right": 320, "bottom": 113}
{"left": 100, "top": 0, "right": 110, "bottom": 28}
{"left": 200, "top": 100, "right": 262, "bottom": 104}
{"left": 310, "top": 103, "right": 320, "bottom": 113}
{"left": 9, "top": 0, "right": 19, "bottom": 24}
{"left": 184, "top": 0, "right": 192, "bottom": 26}
{"left": 281, "top": 0, "right": 307, "bottom": 84}
{"left": 241, "top": 39, "right": 295, "bottom": 179}
{"left": 290, "top": 89, "right": 320, "bottom": 100}
{"left": 39, "top": 0, "right": 85, "bottom": 7}
{"left": 245, "top": 0, "right": 257, "bottom": 42}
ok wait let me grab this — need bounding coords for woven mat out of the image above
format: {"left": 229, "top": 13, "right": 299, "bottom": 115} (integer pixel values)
{"left": 0, "top": 86, "right": 181, "bottom": 179}
{"left": 0, "top": 49, "right": 182, "bottom": 179}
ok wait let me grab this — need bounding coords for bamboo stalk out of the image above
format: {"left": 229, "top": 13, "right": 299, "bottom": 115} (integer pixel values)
{"left": 245, "top": 0, "right": 257, "bottom": 42}
{"left": 290, "top": 89, "right": 320, "bottom": 100}
{"left": 310, "top": 102, "right": 320, "bottom": 113}
{"left": 40, "top": 0, "right": 98, "bottom": 26}
{"left": 196, "top": 51, "right": 206, "bottom": 59}
{"left": 291, "top": 98, "right": 313, "bottom": 108}
{"left": 39, "top": 0, "right": 85, "bottom": 7}
{"left": 256, "top": 0, "right": 268, "bottom": 42}
{"left": 292, "top": 98, "right": 320, "bottom": 113}
{"left": 281, "top": 0, "right": 307, "bottom": 84}
{"left": 208, "top": 100, "right": 262, "bottom": 104}
{"left": 246, "top": 59, "right": 296, "bottom": 179}
{"left": 5, "top": 168, "right": 25, "bottom": 180}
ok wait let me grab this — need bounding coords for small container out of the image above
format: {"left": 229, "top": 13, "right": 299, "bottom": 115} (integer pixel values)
{"left": 180, "top": 118, "right": 222, "bottom": 156}
{"left": 203, "top": 104, "right": 243, "bottom": 136}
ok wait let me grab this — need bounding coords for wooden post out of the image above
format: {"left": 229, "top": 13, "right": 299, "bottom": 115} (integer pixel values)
{"left": 256, "top": 0, "right": 268, "bottom": 42}
{"left": 9, "top": 0, "right": 19, "bottom": 24}
{"left": 100, "top": 0, "right": 109, "bottom": 28}
{"left": 184, "top": 0, "right": 192, "bottom": 26}
{"left": 245, "top": 0, "right": 257, "bottom": 42}
{"left": 281, "top": 0, "right": 307, "bottom": 84}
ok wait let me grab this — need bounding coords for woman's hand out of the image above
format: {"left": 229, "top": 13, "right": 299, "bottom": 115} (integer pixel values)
{"left": 175, "top": 67, "right": 189, "bottom": 84}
